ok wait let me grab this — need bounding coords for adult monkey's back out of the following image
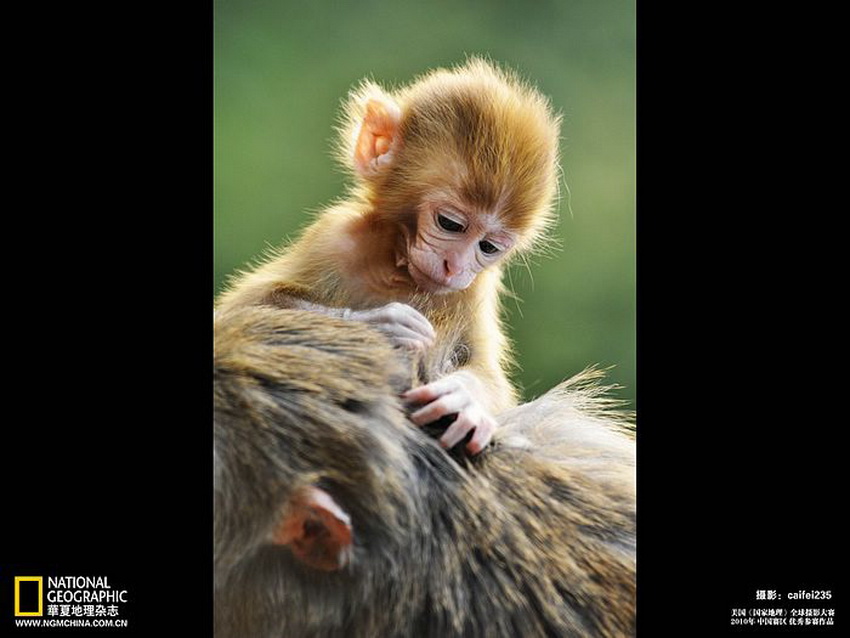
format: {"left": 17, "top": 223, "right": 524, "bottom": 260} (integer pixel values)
{"left": 213, "top": 306, "right": 635, "bottom": 638}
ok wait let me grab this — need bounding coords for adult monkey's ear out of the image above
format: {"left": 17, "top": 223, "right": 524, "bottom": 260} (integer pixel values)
{"left": 271, "top": 485, "right": 353, "bottom": 571}
{"left": 338, "top": 82, "right": 402, "bottom": 179}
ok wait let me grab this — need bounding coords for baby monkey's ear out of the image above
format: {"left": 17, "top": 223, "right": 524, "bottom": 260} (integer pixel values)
{"left": 352, "top": 94, "right": 401, "bottom": 178}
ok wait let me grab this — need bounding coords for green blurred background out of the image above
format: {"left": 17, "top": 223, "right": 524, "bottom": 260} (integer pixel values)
{"left": 214, "top": 0, "right": 635, "bottom": 406}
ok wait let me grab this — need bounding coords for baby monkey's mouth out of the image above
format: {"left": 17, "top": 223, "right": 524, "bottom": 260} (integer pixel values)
{"left": 407, "top": 263, "right": 460, "bottom": 295}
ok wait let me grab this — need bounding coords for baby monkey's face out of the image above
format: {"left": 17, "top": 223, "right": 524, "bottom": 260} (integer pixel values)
{"left": 406, "top": 201, "right": 515, "bottom": 294}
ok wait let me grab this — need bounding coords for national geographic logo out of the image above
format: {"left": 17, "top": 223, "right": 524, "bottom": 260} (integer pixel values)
{"left": 12, "top": 575, "right": 130, "bottom": 629}
{"left": 14, "top": 577, "right": 43, "bottom": 616}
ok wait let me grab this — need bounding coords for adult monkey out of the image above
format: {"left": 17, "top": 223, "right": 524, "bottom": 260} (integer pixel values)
{"left": 213, "top": 306, "right": 636, "bottom": 638}
{"left": 215, "top": 58, "right": 561, "bottom": 454}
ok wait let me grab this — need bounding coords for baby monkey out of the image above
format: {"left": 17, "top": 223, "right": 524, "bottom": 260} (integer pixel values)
{"left": 216, "top": 58, "right": 561, "bottom": 453}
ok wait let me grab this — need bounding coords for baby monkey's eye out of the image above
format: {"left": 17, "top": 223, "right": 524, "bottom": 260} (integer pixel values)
{"left": 479, "top": 240, "right": 500, "bottom": 255}
{"left": 437, "top": 213, "right": 465, "bottom": 233}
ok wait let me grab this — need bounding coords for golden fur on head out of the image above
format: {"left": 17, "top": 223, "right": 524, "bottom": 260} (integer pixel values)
{"left": 337, "top": 57, "right": 562, "bottom": 254}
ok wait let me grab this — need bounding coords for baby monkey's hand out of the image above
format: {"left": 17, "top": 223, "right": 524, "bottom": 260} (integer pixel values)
{"left": 344, "top": 302, "right": 435, "bottom": 352}
{"left": 403, "top": 370, "right": 497, "bottom": 455}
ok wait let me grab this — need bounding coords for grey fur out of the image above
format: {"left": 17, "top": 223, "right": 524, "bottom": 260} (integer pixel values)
{"left": 214, "top": 306, "right": 635, "bottom": 638}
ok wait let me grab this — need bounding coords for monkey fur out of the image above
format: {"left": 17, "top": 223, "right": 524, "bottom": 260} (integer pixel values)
{"left": 214, "top": 306, "right": 635, "bottom": 638}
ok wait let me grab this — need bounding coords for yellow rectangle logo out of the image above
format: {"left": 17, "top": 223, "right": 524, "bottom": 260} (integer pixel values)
{"left": 14, "top": 576, "right": 43, "bottom": 616}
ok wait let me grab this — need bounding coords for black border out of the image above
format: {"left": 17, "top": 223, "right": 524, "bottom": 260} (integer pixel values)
{"left": 1, "top": 3, "right": 212, "bottom": 635}
{"left": 636, "top": 3, "right": 842, "bottom": 634}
